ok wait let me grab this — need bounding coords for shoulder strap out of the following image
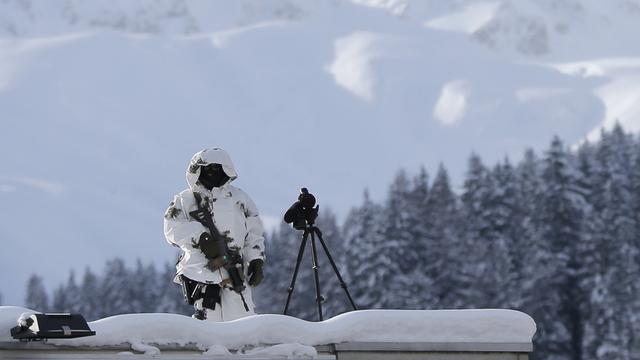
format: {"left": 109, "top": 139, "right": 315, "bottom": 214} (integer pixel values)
{"left": 192, "top": 191, "right": 203, "bottom": 208}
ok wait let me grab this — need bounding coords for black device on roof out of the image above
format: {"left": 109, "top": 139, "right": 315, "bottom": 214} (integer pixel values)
{"left": 284, "top": 188, "right": 319, "bottom": 230}
{"left": 10, "top": 313, "right": 96, "bottom": 341}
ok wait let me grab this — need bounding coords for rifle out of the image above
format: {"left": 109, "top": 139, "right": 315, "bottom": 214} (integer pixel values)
{"left": 189, "top": 192, "right": 249, "bottom": 312}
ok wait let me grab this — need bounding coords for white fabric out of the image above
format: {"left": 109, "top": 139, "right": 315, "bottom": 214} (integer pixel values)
{"left": 186, "top": 148, "right": 237, "bottom": 184}
{"left": 164, "top": 148, "right": 265, "bottom": 319}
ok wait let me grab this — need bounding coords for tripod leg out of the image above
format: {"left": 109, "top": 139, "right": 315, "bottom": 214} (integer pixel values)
{"left": 310, "top": 230, "right": 324, "bottom": 321}
{"left": 313, "top": 227, "right": 358, "bottom": 311}
{"left": 283, "top": 230, "right": 309, "bottom": 315}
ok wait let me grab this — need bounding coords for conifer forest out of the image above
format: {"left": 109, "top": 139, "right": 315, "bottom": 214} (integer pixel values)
{"left": 19, "top": 126, "right": 640, "bottom": 360}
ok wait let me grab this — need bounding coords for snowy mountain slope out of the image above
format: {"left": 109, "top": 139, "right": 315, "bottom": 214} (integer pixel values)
{"left": 4, "top": 0, "right": 640, "bottom": 57}
{"left": 0, "top": 0, "right": 308, "bottom": 37}
{"left": 549, "top": 58, "right": 640, "bottom": 142}
{"left": 471, "top": 0, "right": 640, "bottom": 58}
{"left": 0, "top": 0, "right": 639, "bottom": 305}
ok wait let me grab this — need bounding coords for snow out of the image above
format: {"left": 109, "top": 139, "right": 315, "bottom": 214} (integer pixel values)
{"left": 130, "top": 341, "right": 160, "bottom": 355}
{"left": 246, "top": 343, "right": 317, "bottom": 359}
{"left": 549, "top": 57, "right": 640, "bottom": 142}
{"left": 0, "top": 176, "right": 65, "bottom": 196}
{"left": 203, "top": 344, "right": 233, "bottom": 356}
{"left": 433, "top": 80, "right": 470, "bottom": 126}
{"left": 470, "top": 0, "right": 640, "bottom": 59}
{"left": 425, "top": 2, "right": 501, "bottom": 34}
{"left": 16, "top": 312, "right": 35, "bottom": 328}
{"left": 210, "top": 21, "right": 288, "bottom": 49}
{"left": 0, "top": 306, "right": 536, "bottom": 351}
{"left": 515, "top": 87, "right": 571, "bottom": 103}
{"left": 326, "top": 32, "right": 384, "bottom": 102}
{"left": 348, "top": 0, "right": 409, "bottom": 17}
{"left": 0, "top": 32, "right": 89, "bottom": 91}
{"left": 0, "top": 308, "right": 36, "bottom": 336}
{"left": 592, "top": 75, "right": 640, "bottom": 138}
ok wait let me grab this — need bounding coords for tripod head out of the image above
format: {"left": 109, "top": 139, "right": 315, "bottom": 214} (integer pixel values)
{"left": 284, "top": 188, "right": 319, "bottom": 230}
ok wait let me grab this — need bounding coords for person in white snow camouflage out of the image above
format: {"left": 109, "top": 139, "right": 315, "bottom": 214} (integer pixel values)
{"left": 164, "top": 148, "right": 266, "bottom": 321}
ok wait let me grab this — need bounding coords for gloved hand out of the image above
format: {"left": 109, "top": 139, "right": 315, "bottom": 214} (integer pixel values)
{"left": 198, "top": 232, "right": 221, "bottom": 259}
{"left": 247, "top": 259, "right": 264, "bottom": 287}
{"left": 198, "top": 232, "right": 226, "bottom": 271}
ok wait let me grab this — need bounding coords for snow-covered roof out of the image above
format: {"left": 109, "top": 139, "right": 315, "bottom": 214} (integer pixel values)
{"left": 1, "top": 306, "right": 535, "bottom": 357}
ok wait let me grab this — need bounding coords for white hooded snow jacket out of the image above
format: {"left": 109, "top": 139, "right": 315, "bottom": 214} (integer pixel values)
{"left": 164, "top": 148, "right": 266, "bottom": 292}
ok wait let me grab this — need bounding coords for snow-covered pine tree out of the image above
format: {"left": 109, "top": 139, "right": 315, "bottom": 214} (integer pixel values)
{"left": 25, "top": 274, "right": 49, "bottom": 312}
{"left": 273, "top": 220, "right": 318, "bottom": 320}
{"left": 586, "top": 125, "right": 639, "bottom": 360}
{"left": 51, "top": 284, "right": 69, "bottom": 313}
{"left": 341, "top": 189, "right": 386, "bottom": 310}
{"left": 155, "top": 262, "right": 173, "bottom": 313}
{"left": 100, "top": 258, "right": 131, "bottom": 317}
{"left": 64, "top": 271, "right": 81, "bottom": 313}
{"left": 144, "top": 262, "right": 161, "bottom": 313}
{"left": 425, "top": 164, "right": 466, "bottom": 309}
{"left": 632, "top": 133, "right": 640, "bottom": 266}
{"left": 382, "top": 170, "right": 422, "bottom": 308}
{"left": 482, "top": 159, "right": 517, "bottom": 308}
{"left": 128, "top": 260, "right": 145, "bottom": 313}
{"left": 50, "top": 273, "right": 82, "bottom": 313}
{"left": 79, "top": 267, "right": 101, "bottom": 320}
{"left": 256, "top": 223, "right": 306, "bottom": 316}
{"left": 534, "top": 136, "right": 587, "bottom": 360}
{"left": 460, "top": 153, "right": 507, "bottom": 308}
{"left": 405, "top": 167, "right": 436, "bottom": 309}
{"left": 630, "top": 133, "right": 640, "bottom": 351}
{"left": 124, "top": 260, "right": 157, "bottom": 313}
{"left": 155, "top": 262, "right": 190, "bottom": 315}
{"left": 512, "top": 149, "right": 543, "bottom": 311}
{"left": 573, "top": 141, "right": 602, "bottom": 360}
{"left": 253, "top": 229, "right": 281, "bottom": 314}
{"left": 313, "top": 208, "right": 350, "bottom": 318}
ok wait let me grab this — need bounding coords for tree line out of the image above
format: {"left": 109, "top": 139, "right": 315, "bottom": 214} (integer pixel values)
{"left": 258, "top": 125, "right": 640, "bottom": 360}
{"left": 23, "top": 259, "right": 193, "bottom": 321}
{"left": 22, "top": 125, "right": 640, "bottom": 360}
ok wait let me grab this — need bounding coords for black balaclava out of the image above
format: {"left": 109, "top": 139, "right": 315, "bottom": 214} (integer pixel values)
{"left": 198, "top": 163, "right": 230, "bottom": 190}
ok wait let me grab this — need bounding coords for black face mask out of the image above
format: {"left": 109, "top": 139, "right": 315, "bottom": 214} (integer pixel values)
{"left": 198, "top": 163, "right": 229, "bottom": 190}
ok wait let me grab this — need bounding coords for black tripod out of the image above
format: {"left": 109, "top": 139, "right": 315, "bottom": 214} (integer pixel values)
{"left": 283, "top": 223, "right": 357, "bottom": 321}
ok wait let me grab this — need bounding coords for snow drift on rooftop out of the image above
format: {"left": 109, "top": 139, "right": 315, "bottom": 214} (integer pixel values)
{"left": 0, "top": 306, "right": 536, "bottom": 351}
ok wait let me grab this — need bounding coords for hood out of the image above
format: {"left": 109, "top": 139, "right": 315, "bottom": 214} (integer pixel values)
{"left": 186, "top": 148, "right": 238, "bottom": 190}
